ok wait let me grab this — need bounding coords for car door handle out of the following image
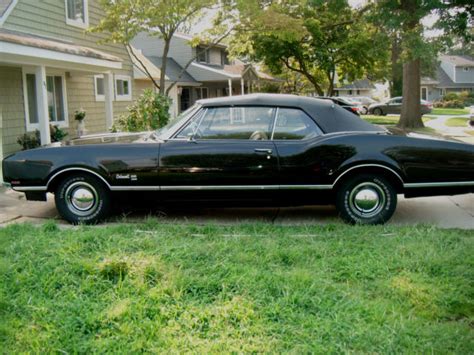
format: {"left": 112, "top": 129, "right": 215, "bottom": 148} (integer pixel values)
{"left": 254, "top": 148, "right": 273, "bottom": 154}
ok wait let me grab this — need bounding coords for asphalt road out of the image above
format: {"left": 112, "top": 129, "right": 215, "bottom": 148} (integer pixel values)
{"left": 0, "top": 189, "right": 472, "bottom": 229}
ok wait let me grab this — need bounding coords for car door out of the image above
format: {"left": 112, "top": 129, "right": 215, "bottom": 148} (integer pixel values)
{"left": 158, "top": 106, "right": 279, "bottom": 201}
{"left": 387, "top": 98, "right": 402, "bottom": 114}
{"left": 271, "top": 108, "right": 353, "bottom": 204}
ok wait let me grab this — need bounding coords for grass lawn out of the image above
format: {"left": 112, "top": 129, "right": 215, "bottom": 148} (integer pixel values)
{"left": 431, "top": 108, "right": 469, "bottom": 115}
{"left": 0, "top": 222, "right": 472, "bottom": 353}
{"left": 445, "top": 116, "right": 469, "bottom": 127}
{"left": 362, "top": 115, "right": 432, "bottom": 125}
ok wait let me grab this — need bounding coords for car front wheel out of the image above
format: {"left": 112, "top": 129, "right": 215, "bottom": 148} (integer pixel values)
{"left": 335, "top": 174, "right": 397, "bottom": 225}
{"left": 373, "top": 107, "right": 384, "bottom": 116}
{"left": 55, "top": 174, "right": 111, "bottom": 224}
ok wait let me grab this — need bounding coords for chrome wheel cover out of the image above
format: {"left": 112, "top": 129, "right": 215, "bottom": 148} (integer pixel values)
{"left": 348, "top": 182, "right": 386, "bottom": 218}
{"left": 65, "top": 182, "right": 99, "bottom": 216}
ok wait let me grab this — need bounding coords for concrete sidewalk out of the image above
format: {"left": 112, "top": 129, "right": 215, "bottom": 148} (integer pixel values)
{"left": 0, "top": 188, "right": 472, "bottom": 229}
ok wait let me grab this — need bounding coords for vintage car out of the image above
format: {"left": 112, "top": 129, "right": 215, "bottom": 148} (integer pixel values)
{"left": 3, "top": 94, "right": 474, "bottom": 225}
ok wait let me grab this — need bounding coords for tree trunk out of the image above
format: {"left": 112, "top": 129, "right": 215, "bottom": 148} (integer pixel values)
{"left": 160, "top": 38, "right": 171, "bottom": 96}
{"left": 398, "top": 58, "right": 423, "bottom": 129}
{"left": 390, "top": 35, "right": 402, "bottom": 97}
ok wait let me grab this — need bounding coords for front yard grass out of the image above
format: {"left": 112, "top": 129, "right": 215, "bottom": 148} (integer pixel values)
{"left": 445, "top": 116, "right": 469, "bottom": 127}
{"left": 431, "top": 107, "right": 469, "bottom": 115}
{"left": 0, "top": 222, "right": 472, "bottom": 353}
{"left": 362, "top": 115, "right": 432, "bottom": 125}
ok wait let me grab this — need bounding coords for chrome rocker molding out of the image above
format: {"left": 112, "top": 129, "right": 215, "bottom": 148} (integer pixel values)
{"left": 10, "top": 166, "right": 474, "bottom": 192}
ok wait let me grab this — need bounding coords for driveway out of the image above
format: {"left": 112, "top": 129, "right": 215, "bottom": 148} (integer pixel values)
{"left": 0, "top": 188, "right": 472, "bottom": 229}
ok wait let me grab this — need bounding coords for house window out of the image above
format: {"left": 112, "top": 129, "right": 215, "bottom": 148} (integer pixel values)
{"left": 197, "top": 46, "right": 209, "bottom": 63}
{"left": 221, "top": 51, "right": 229, "bottom": 66}
{"left": 348, "top": 90, "right": 352, "bottom": 95}
{"left": 94, "top": 75, "right": 105, "bottom": 101}
{"left": 65, "top": 0, "right": 88, "bottom": 29}
{"left": 463, "top": 67, "right": 470, "bottom": 72}
{"left": 356, "top": 90, "right": 360, "bottom": 95}
{"left": 114, "top": 75, "right": 132, "bottom": 101}
{"left": 196, "top": 87, "right": 208, "bottom": 100}
{"left": 23, "top": 70, "right": 68, "bottom": 131}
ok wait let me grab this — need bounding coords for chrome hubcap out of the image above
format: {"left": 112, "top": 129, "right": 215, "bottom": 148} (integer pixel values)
{"left": 349, "top": 182, "right": 386, "bottom": 218}
{"left": 65, "top": 182, "right": 98, "bottom": 216}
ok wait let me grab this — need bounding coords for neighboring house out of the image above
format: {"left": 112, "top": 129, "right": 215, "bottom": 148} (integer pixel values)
{"left": 334, "top": 79, "right": 376, "bottom": 98}
{"left": 131, "top": 32, "right": 275, "bottom": 114}
{"left": 0, "top": 0, "right": 145, "bottom": 160}
{"left": 421, "top": 55, "right": 474, "bottom": 102}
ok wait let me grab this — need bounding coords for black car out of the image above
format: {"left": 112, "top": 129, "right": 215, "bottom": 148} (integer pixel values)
{"left": 316, "top": 96, "right": 362, "bottom": 115}
{"left": 3, "top": 94, "right": 473, "bottom": 225}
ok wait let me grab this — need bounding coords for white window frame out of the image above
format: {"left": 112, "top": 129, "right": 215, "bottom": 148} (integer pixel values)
{"left": 94, "top": 74, "right": 105, "bottom": 101}
{"left": 22, "top": 68, "right": 69, "bottom": 132}
{"left": 196, "top": 87, "right": 209, "bottom": 100}
{"left": 114, "top": 74, "right": 132, "bottom": 101}
{"left": 65, "top": 0, "right": 89, "bottom": 29}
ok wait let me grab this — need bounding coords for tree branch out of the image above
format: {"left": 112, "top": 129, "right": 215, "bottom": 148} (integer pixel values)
{"left": 126, "top": 43, "right": 161, "bottom": 90}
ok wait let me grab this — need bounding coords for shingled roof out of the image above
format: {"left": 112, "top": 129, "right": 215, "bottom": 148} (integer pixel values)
{"left": 0, "top": 28, "right": 122, "bottom": 62}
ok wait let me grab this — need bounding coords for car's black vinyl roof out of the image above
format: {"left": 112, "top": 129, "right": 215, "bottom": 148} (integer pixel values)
{"left": 197, "top": 94, "right": 382, "bottom": 133}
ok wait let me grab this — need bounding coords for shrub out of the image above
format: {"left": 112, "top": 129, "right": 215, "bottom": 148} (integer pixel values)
{"left": 17, "top": 125, "right": 68, "bottom": 150}
{"left": 113, "top": 90, "right": 171, "bottom": 132}
{"left": 17, "top": 130, "right": 41, "bottom": 150}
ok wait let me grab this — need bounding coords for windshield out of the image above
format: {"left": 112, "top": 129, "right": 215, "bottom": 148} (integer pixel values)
{"left": 156, "top": 104, "right": 201, "bottom": 139}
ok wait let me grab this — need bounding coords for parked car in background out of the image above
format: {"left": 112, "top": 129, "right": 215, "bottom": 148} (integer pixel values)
{"left": 3, "top": 94, "right": 473, "bottom": 226}
{"left": 317, "top": 96, "right": 363, "bottom": 116}
{"left": 368, "top": 97, "right": 433, "bottom": 116}
{"left": 351, "top": 96, "right": 377, "bottom": 115}
{"left": 469, "top": 106, "right": 474, "bottom": 127}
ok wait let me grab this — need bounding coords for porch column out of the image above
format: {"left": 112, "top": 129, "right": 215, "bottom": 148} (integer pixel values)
{"left": 241, "top": 78, "right": 245, "bottom": 95}
{"left": 228, "top": 78, "right": 232, "bottom": 96}
{"left": 104, "top": 72, "right": 114, "bottom": 129}
{"left": 35, "top": 65, "right": 51, "bottom": 146}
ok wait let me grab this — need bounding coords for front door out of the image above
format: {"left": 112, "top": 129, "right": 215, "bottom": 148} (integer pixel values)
{"left": 158, "top": 106, "right": 279, "bottom": 201}
{"left": 421, "top": 87, "right": 428, "bottom": 101}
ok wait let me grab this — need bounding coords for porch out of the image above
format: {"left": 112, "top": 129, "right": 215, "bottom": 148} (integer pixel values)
{"left": 0, "top": 29, "right": 124, "bottom": 156}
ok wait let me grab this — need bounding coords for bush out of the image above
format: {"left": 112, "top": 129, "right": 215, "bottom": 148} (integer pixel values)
{"left": 17, "top": 130, "right": 41, "bottom": 150}
{"left": 17, "top": 125, "right": 68, "bottom": 150}
{"left": 113, "top": 90, "right": 171, "bottom": 132}
{"left": 438, "top": 91, "right": 474, "bottom": 107}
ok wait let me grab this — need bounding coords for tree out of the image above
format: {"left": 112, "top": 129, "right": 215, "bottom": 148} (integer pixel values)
{"left": 227, "top": 0, "right": 389, "bottom": 96}
{"left": 92, "top": 0, "right": 218, "bottom": 96}
{"left": 370, "top": 0, "right": 473, "bottom": 129}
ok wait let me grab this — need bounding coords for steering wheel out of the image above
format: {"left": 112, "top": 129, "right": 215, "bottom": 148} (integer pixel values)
{"left": 249, "top": 131, "right": 268, "bottom": 140}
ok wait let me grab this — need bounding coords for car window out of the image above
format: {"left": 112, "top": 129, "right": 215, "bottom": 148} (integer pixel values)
{"left": 175, "top": 109, "right": 206, "bottom": 139}
{"left": 272, "top": 108, "right": 322, "bottom": 140}
{"left": 390, "top": 98, "right": 402, "bottom": 104}
{"left": 195, "top": 106, "right": 275, "bottom": 140}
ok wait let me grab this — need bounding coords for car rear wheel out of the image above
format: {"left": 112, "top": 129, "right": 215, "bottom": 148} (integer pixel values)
{"left": 361, "top": 106, "right": 369, "bottom": 115}
{"left": 335, "top": 174, "right": 397, "bottom": 225}
{"left": 55, "top": 174, "right": 111, "bottom": 224}
{"left": 373, "top": 107, "right": 384, "bottom": 116}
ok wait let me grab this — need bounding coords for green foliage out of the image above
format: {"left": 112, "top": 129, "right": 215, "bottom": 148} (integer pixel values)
{"left": 229, "top": 0, "right": 390, "bottom": 96}
{"left": 113, "top": 89, "right": 171, "bottom": 132}
{"left": 0, "top": 223, "right": 472, "bottom": 352}
{"left": 434, "top": 91, "right": 474, "bottom": 108}
{"left": 17, "top": 130, "right": 40, "bottom": 150}
{"left": 50, "top": 125, "right": 68, "bottom": 143}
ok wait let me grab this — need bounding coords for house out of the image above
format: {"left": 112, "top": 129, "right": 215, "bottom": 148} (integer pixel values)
{"left": 334, "top": 79, "right": 376, "bottom": 97}
{"left": 131, "top": 32, "right": 275, "bottom": 115}
{"left": 421, "top": 55, "right": 474, "bottom": 102}
{"left": 0, "top": 0, "right": 147, "bottom": 160}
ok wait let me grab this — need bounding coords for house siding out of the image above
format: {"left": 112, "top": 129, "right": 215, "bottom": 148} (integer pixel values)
{"left": 0, "top": 66, "right": 25, "bottom": 156}
{"left": 454, "top": 67, "right": 474, "bottom": 83}
{"left": 0, "top": 0, "right": 138, "bottom": 155}
{"left": 440, "top": 61, "right": 456, "bottom": 82}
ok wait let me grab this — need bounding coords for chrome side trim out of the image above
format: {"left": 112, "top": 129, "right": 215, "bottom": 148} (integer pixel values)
{"left": 161, "top": 185, "right": 280, "bottom": 191}
{"left": 110, "top": 186, "right": 160, "bottom": 191}
{"left": 46, "top": 167, "right": 112, "bottom": 190}
{"left": 404, "top": 181, "right": 474, "bottom": 188}
{"left": 12, "top": 186, "right": 47, "bottom": 192}
{"left": 11, "top": 181, "right": 474, "bottom": 192}
{"left": 333, "top": 164, "right": 405, "bottom": 186}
